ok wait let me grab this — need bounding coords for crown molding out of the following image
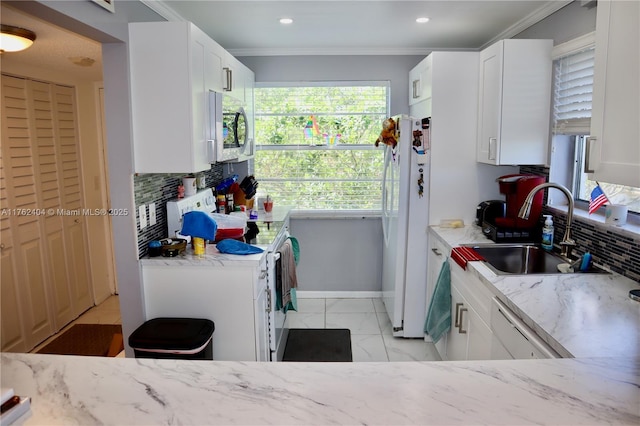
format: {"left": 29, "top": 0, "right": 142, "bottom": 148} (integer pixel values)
{"left": 552, "top": 31, "right": 596, "bottom": 59}
{"left": 480, "top": 0, "right": 573, "bottom": 50}
{"left": 139, "top": 0, "right": 185, "bottom": 22}
{"left": 227, "top": 47, "right": 475, "bottom": 57}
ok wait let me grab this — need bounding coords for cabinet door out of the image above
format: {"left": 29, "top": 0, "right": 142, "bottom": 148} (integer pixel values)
{"left": 222, "top": 52, "right": 246, "bottom": 101}
{"left": 409, "top": 56, "right": 432, "bottom": 105}
{"left": 477, "top": 40, "right": 552, "bottom": 166}
{"left": 426, "top": 235, "right": 448, "bottom": 355}
{"left": 446, "top": 282, "right": 468, "bottom": 361}
{"left": 465, "top": 304, "right": 492, "bottom": 360}
{"left": 203, "top": 38, "right": 224, "bottom": 94}
{"left": 477, "top": 42, "right": 502, "bottom": 165}
{"left": 189, "top": 26, "right": 213, "bottom": 173}
{"left": 588, "top": 0, "right": 640, "bottom": 187}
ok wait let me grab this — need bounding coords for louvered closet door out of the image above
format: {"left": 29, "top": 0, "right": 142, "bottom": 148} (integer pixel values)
{"left": 52, "top": 84, "right": 92, "bottom": 314}
{"left": 1, "top": 74, "right": 92, "bottom": 352}
{"left": 29, "top": 80, "right": 77, "bottom": 328}
{"left": 1, "top": 75, "right": 54, "bottom": 351}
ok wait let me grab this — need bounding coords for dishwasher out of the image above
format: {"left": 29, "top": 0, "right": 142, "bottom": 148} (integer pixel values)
{"left": 491, "top": 297, "right": 560, "bottom": 359}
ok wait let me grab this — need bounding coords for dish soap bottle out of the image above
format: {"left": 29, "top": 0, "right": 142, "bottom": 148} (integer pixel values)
{"left": 541, "top": 215, "right": 554, "bottom": 251}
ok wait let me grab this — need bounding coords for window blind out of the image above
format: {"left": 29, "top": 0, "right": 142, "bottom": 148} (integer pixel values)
{"left": 254, "top": 83, "right": 389, "bottom": 210}
{"left": 553, "top": 47, "right": 595, "bottom": 135}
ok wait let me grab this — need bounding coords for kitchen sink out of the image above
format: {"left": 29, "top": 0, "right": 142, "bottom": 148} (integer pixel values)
{"left": 461, "top": 244, "right": 608, "bottom": 275}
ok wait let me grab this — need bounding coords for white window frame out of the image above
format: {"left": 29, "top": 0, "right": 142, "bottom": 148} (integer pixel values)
{"left": 549, "top": 33, "right": 639, "bottom": 229}
{"left": 253, "top": 81, "right": 390, "bottom": 211}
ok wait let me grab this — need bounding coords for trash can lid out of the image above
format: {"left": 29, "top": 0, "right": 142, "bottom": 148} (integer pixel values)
{"left": 129, "top": 318, "right": 215, "bottom": 351}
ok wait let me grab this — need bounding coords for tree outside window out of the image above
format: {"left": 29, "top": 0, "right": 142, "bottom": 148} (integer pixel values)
{"left": 253, "top": 83, "right": 389, "bottom": 210}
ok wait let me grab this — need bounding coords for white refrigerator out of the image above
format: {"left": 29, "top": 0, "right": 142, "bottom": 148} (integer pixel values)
{"left": 382, "top": 115, "right": 430, "bottom": 338}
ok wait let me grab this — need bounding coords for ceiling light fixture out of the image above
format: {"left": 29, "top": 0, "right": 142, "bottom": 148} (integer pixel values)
{"left": 279, "top": 18, "right": 293, "bottom": 25}
{"left": 416, "top": 17, "right": 430, "bottom": 24}
{"left": 0, "top": 24, "right": 36, "bottom": 53}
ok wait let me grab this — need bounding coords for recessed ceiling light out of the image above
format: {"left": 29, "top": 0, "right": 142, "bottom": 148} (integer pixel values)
{"left": 279, "top": 18, "right": 293, "bottom": 25}
{"left": 416, "top": 17, "right": 430, "bottom": 24}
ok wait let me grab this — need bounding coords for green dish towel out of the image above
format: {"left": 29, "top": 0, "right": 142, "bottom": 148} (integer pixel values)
{"left": 424, "top": 260, "right": 451, "bottom": 344}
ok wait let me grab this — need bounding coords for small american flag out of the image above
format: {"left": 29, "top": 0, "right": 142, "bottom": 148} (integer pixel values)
{"left": 589, "top": 185, "right": 609, "bottom": 214}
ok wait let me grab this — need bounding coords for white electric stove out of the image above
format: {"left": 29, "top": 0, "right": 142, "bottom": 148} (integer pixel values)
{"left": 165, "top": 189, "right": 217, "bottom": 238}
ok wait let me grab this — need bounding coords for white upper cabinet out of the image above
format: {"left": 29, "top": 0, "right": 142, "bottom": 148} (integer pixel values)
{"left": 409, "top": 55, "right": 432, "bottom": 105}
{"left": 222, "top": 52, "right": 248, "bottom": 102}
{"left": 588, "top": 0, "right": 640, "bottom": 187}
{"left": 129, "top": 22, "right": 226, "bottom": 173}
{"left": 477, "top": 39, "right": 553, "bottom": 166}
{"left": 129, "top": 22, "right": 223, "bottom": 173}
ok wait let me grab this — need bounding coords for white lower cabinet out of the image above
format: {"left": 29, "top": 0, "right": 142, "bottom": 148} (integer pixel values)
{"left": 432, "top": 240, "right": 561, "bottom": 361}
{"left": 446, "top": 262, "right": 493, "bottom": 361}
{"left": 425, "top": 234, "right": 449, "bottom": 354}
{"left": 142, "top": 257, "right": 271, "bottom": 361}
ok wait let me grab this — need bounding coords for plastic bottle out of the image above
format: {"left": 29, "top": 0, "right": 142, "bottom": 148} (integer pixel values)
{"left": 541, "top": 215, "right": 554, "bottom": 251}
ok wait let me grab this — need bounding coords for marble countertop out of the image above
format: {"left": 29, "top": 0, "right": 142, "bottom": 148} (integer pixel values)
{"left": 430, "top": 225, "right": 640, "bottom": 359}
{"left": 140, "top": 207, "right": 292, "bottom": 268}
{"left": 2, "top": 353, "right": 638, "bottom": 425}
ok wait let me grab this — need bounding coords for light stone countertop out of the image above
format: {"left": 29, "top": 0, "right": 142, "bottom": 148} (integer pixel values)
{"left": 1, "top": 353, "right": 638, "bottom": 425}
{"left": 140, "top": 206, "right": 292, "bottom": 268}
{"left": 2, "top": 224, "right": 639, "bottom": 425}
{"left": 430, "top": 225, "right": 640, "bottom": 359}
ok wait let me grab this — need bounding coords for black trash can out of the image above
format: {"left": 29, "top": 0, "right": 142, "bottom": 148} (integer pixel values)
{"left": 129, "top": 318, "right": 215, "bottom": 360}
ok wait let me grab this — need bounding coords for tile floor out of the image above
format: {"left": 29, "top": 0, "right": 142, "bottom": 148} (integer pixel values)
{"left": 32, "top": 295, "right": 442, "bottom": 362}
{"left": 287, "top": 298, "right": 442, "bottom": 362}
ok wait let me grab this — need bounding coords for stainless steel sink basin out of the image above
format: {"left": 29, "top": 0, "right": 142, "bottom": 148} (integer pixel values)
{"left": 462, "top": 244, "right": 608, "bottom": 275}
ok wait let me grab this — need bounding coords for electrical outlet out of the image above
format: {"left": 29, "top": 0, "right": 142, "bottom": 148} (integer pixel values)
{"left": 139, "top": 204, "right": 147, "bottom": 229}
{"left": 149, "top": 203, "right": 157, "bottom": 226}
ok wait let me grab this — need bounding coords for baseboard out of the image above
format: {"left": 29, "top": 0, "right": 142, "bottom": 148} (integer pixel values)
{"left": 296, "top": 291, "right": 383, "bottom": 299}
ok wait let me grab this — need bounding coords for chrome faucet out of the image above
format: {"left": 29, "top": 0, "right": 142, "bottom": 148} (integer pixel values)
{"left": 518, "top": 182, "right": 576, "bottom": 259}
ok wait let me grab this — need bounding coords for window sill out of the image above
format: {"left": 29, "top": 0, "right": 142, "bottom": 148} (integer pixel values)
{"left": 548, "top": 205, "right": 640, "bottom": 238}
{"left": 290, "top": 209, "right": 381, "bottom": 220}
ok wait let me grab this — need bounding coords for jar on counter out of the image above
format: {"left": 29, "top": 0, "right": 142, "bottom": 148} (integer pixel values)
{"left": 216, "top": 194, "right": 226, "bottom": 214}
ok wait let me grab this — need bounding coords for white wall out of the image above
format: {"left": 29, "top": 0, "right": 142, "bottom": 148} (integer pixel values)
{"left": 290, "top": 216, "right": 382, "bottom": 292}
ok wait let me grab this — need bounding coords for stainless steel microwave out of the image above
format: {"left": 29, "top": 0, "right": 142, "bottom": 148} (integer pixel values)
{"left": 208, "top": 91, "right": 252, "bottom": 163}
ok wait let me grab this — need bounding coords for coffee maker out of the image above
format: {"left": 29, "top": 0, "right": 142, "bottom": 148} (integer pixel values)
{"left": 483, "top": 174, "right": 546, "bottom": 242}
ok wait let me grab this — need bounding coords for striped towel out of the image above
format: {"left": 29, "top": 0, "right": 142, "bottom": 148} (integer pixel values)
{"left": 451, "top": 246, "right": 484, "bottom": 270}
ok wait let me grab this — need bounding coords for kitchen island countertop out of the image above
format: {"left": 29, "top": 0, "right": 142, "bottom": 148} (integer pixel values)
{"left": 1, "top": 353, "right": 638, "bottom": 425}
{"left": 430, "top": 224, "right": 640, "bottom": 359}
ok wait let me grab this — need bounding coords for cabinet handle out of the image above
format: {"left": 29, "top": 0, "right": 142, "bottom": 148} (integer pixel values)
{"left": 454, "top": 302, "right": 463, "bottom": 327}
{"left": 412, "top": 79, "right": 420, "bottom": 99}
{"left": 488, "top": 137, "right": 497, "bottom": 161}
{"left": 223, "top": 67, "right": 233, "bottom": 92}
{"left": 431, "top": 248, "right": 442, "bottom": 256}
{"left": 259, "top": 269, "right": 267, "bottom": 280}
{"left": 584, "top": 136, "right": 596, "bottom": 173}
{"left": 458, "top": 308, "right": 468, "bottom": 334}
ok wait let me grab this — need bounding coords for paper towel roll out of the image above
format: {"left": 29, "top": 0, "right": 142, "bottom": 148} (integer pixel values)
{"left": 605, "top": 204, "right": 628, "bottom": 226}
{"left": 183, "top": 177, "right": 197, "bottom": 196}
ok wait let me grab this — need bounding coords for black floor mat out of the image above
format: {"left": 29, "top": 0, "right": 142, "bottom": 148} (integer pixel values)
{"left": 37, "top": 324, "right": 122, "bottom": 357}
{"left": 283, "top": 328, "right": 352, "bottom": 362}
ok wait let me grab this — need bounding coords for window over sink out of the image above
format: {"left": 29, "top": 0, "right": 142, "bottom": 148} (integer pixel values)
{"left": 253, "top": 82, "right": 389, "bottom": 210}
{"left": 550, "top": 36, "right": 639, "bottom": 214}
